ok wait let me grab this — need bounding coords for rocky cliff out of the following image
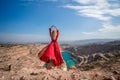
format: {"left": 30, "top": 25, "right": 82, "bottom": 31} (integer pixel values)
{"left": 0, "top": 42, "right": 120, "bottom": 80}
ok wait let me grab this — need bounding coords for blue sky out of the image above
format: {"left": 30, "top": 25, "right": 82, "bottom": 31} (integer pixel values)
{"left": 0, "top": 0, "right": 120, "bottom": 43}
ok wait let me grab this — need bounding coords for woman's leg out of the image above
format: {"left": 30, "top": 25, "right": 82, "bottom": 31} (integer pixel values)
{"left": 47, "top": 58, "right": 55, "bottom": 69}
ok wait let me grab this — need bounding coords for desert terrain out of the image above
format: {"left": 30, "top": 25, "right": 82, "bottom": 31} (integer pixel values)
{"left": 0, "top": 41, "right": 120, "bottom": 80}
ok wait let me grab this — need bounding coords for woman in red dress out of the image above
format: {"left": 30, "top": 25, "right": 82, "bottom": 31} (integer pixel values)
{"left": 38, "top": 25, "right": 64, "bottom": 66}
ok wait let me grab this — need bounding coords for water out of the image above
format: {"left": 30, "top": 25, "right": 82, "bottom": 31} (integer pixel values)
{"left": 62, "top": 52, "right": 76, "bottom": 68}
{"left": 44, "top": 52, "right": 76, "bottom": 68}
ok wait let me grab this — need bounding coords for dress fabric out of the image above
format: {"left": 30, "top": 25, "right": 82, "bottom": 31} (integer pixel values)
{"left": 38, "top": 28, "right": 64, "bottom": 66}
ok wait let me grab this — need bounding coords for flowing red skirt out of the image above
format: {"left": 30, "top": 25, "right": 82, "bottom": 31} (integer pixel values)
{"left": 38, "top": 41, "right": 64, "bottom": 66}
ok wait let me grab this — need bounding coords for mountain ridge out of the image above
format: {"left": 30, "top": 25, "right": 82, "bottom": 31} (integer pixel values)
{"left": 63, "top": 38, "right": 120, "bottom": 45}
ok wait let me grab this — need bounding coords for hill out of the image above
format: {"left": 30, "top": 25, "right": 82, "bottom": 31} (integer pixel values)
{"left": 0, "top": 41, "right": 120, "bottom": 80}
{"left": 62, "top": 39, "right": 120, "bottom": 45}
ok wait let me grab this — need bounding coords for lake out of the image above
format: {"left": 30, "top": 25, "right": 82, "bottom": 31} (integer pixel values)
{"left": 44, "top": 52, "right": 76, "bottom": 68}
{"left": 62, "top": 52, "right": 76, "bottom": 68}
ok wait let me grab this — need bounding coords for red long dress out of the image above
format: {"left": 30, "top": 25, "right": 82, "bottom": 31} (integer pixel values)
{"left": 38, "top": 28, "right": 64, "bottom": 66}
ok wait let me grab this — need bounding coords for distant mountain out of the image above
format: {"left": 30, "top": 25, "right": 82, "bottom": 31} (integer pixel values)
{"left": 63, "top": 40, "right": 120, "bottom": 56}
{"left": 65, "top": 39, "right": 120, "bottom": 45}
{"left": 1, "top": 38, "right": 119, "bottom": 45}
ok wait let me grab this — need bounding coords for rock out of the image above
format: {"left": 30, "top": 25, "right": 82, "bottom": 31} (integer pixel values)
{"left": 68, "top": 66, "right": 76, "bottom": 70}
{"left": 19, "top": 76, "right": 25, "bottom": 80}
{"left": 3, "top": 64, "right": 11, "bottom": 71}
{"left": 0, "top": 72, "right": 3, "bottom": 78}
{"left": 112, "top": 70, "right": 120, "bottom": 75}
{"left": 103, "top": 76, "right": 112, "bottom": 80}
{"left": 80, "top": 79, "right": 89, "bottom": 80}
{"left": 59, "top": 62, "right": 67, "bottom": 71}
{"left": 30, "top": 72, "right": 38, "bottom": 75}
{"left": 62, "top": 67, "right": 67, "bottom": 71}
{"left": 42, "top": 76, "right": 49, "bottom": 80}
{"left": 99, "top": 53, "right": 109, "bottom": 61}
{"left": 40, "top": 71, "right": 46, "bottom": 75}
{"left": 117, "top": 76, "right": 120, "bottom": 80}
{"left": 57, "top": 75, "right": 62, "bottom": 80}
{"left": 110, "top": 76, "right": 116, "bottom": 80}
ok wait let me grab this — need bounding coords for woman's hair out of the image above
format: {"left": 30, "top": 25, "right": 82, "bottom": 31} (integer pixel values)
{"left": 51, "top": 30, "right": 57, "bottom": 40}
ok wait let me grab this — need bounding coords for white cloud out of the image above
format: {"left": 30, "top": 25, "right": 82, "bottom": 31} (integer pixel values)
{"left": 63, "top": 0, "right": 120, "bottom": 39}
{"left": 63, "top": 0, "right": 120, "bottom": 21}
{"left": 79, "top": 10, "right": 112, "bottom": 21}
{"left": 74, "top": 0, "right": 93, "bottom": 4}
{"left": 74, "top": 0, "right": 110, "bottom": 8}
{"left": 82, "top": 23, "right": 120, "bottom": 39}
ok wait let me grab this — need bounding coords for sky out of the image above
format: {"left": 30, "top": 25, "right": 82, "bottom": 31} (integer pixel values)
{"left": 0, "top": 0, "right": 120, "bottom": 43}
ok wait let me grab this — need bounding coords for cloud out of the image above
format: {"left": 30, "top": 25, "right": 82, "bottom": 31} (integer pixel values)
{"left": 63, "top": 0, "right": 120, "bottom": 39}
{"left": 82, "top": 23, "right": 120, "bottom": 39}
{"left": 74, "top": 0, "right": 93, "bottom": 4}
{"left": 63, "top": 0, "right": 120, "bottom": 21}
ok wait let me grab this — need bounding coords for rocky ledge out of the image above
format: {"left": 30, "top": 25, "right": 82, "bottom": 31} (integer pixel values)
{"left": 0, "top": 43, "right": 120, "bottom": 80}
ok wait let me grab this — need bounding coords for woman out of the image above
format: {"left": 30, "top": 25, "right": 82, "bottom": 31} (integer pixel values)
{"left": 38, "top": 25, "right": 64, "bottom": 67}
